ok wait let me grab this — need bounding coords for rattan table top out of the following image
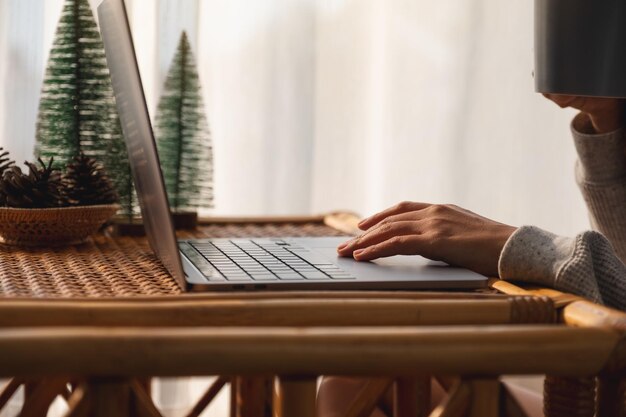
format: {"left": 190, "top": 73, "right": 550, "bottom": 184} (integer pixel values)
{"left": 0, "top": 221, "right": 348, "bottom": 298}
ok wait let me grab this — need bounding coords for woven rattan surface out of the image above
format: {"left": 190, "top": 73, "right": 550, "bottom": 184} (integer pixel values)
{"left": 0, "top": 221, "right": 348, "bottom": 298}
{"left": 0, "top": 204, "right": 119, "bottom": 246}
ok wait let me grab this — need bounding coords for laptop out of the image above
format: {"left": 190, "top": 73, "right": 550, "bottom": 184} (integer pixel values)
{"left": 97, "top": 0, "right": 488, "bottom": 291}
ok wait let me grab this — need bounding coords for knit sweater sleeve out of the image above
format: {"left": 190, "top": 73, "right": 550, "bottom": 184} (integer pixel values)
{"left": 572, "top": 114, "right": 626, "bottom": 262}
{"left": 498, "top": 226, "right": 626, "bottom": 309}
{"left": 498, "top": 115, "right": 626, "bottom": 310}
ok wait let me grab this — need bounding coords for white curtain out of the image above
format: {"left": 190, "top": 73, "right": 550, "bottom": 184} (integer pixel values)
{"left": 0, "top": 0, "right": 588, "bottom": 415}
{"left": 0, "top": 0, "right": 588, "bottom": 235}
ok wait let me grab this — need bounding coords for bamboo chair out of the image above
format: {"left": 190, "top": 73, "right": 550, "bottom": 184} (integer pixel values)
{"left": 0, "top": 322, "right": 622, "bottom": 417}
{"left": 347, "top": 284, "right": 626, "bottom": 417}
{"left": 0, "top": 291, "right": 552, "bottom": 415}
{"left": 0, "top": 292, "right": 625, "bottom": 416}
{"left": 0, "top": 214, "right": 622, "bottom": 416}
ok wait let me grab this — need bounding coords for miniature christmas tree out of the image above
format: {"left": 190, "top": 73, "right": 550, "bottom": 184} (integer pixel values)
{"left": 34, "top": 0, "right": 135, "bottom": 217}
{"left": 155, "top": 32, "right": 214, "bottom": 213}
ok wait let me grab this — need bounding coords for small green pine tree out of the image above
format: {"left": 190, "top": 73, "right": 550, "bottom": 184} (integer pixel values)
{"left": 155, "top": 32, "right": 214, "bottom": 212}
{"left": 35, "top": 0, "right": 136, "bottom": 217}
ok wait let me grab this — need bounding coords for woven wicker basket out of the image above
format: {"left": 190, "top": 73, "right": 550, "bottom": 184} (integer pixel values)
{"left": 0, "top": 204, "right": 119, "bottom": 246}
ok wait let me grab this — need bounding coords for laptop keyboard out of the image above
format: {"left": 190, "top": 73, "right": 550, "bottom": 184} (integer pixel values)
{"left": 185, "top": 239, "right": 355, "bottom": 282}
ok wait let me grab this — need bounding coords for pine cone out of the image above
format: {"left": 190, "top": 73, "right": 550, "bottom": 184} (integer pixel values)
{"left": 0, "top": 148, "right": 14, "bottom": 176}
{"left": 63, "top": 154, "right": 119, "bottom": 206}
{"left": 0, "top": 158, "right": 65, "bottom": 208}
{"left": 0, "top": 148, "right": 15, "bottom": 206}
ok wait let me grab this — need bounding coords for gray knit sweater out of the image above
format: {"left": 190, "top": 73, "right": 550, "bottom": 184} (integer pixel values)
{"left": 498, "top": 114, "right": 626, "bottom": 310}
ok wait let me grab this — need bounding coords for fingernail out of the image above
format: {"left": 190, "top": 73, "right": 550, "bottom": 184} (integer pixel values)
{"left": 358, "top": 218, "right": 369, "bottom": 226}
{"left": 340, "top": 238, "right": 357, "bottom": 248}
{"left": 337, "top": 243, "right": 348, "bottom": 250}
{"left": 353, "top": 249, "right": 364, "bottom": 256}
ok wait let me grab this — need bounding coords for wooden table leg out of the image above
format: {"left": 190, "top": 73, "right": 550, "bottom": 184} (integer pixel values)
{"left": 274, "top": 376, "right": 317, "bottom": 417}
{"left": 544, "top": 376, "right": 596, "bottom": 417}
{"left": 185, "top": 377, "right": 229, "bottom": 417}
{"left": 130, "top": 379, "right": 162, "bottom": 417}
{"left": 467, "top": 378, "right": 499, "bottom": 417}
{"left": 430, "top": 381, "right": 471, "bottom": 417}
{"left": 86, "top": 378, "right": 132, "bottom": 417}
{"left": 0, "top": 379, "right": 22, "bottom": 412}
{"left": 230, "top": 377, "right": 238, "bottom": 417}
{"left": 597, "top": 376, "right": 625, "bottom": 417}
{"left": 235, "top": 377, "right": 272, "bottom": 417}
{"left": 394, "top": 376, "right": 430, "bottom": 417}
{"left": 65, "top": 384, "right": 90, "bottom": 417}
{"left": 20, "top": 378, "right": 68, "bottom": 417}
{"left": 337, "top": 378, "right": 393, "bottom": 417}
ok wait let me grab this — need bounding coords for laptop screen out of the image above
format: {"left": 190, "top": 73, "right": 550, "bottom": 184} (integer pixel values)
{"left": 98, "top": 0, "right": 186, "bottom": 289}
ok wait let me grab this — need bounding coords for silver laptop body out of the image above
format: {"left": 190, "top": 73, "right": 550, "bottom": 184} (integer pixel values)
{"left": 98, "top": 0, "right": 488, "bottom": 291}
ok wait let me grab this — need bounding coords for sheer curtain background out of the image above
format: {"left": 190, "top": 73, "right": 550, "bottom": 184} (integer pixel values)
{"left": 0, "top": 0, "right": 587, "bottom": 415}
{"left": 0, "top": 0, "right": 587, "bottom": 233}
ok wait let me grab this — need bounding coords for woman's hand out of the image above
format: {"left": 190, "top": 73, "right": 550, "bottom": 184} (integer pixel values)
{"left": 337, "top": 202, "right": 517, "bottom": 277}
{"left": 543, "top": 94, "right": 625, "bottom": 134}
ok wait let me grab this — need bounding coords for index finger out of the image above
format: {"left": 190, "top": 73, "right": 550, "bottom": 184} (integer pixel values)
{"left": 358, "top": 201, "right": 431, "bottom": 230}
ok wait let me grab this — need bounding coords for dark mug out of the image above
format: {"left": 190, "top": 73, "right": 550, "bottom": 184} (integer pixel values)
{"left": 534, "top": 0, "right": 626, "bottom": 98}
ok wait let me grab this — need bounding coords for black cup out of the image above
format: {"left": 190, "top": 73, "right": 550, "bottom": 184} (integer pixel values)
{"left": 534, "top": 0, "right": 626, "bottom": 98}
